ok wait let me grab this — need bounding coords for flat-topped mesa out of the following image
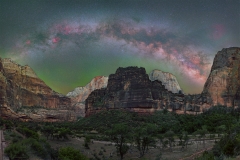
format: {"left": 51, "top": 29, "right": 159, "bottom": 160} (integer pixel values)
{"left": 67, "top": 68, "right": 185, "bottom": 117}
{"left": 107, "top": 67, "right": 151, "bottom": 92}
{"left": 85, "top": 66, "right": 187, "bottom": 117}
{"left": 0, "top": 58, "right": 76, "bottom": 122}
{"left": 201, "top": 47, "right": 240, "bottom": 107}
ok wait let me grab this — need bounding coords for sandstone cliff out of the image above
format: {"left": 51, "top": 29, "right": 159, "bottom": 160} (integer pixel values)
{"left": 68, "top": 70, "right": 183, "bottom": 117}
{"left": 85, "top": 67, "right": 196, "bottom": 117}
{"left": 149, "top": 70, "right": 182, "bottom": 94}
{"left": 85, "top": 47, "right": 240, "bottom": 116}
{"left": 67, "top": 76, "right": 108, "bottom": 117}
{"left": 0, "top": 58, "right": 76, "bottom": 122}
{"left": 200, "top": 47, "right": 240, "bottom": 107}
{"left": 2, "top": 47, "right": 239, "bottom": 120}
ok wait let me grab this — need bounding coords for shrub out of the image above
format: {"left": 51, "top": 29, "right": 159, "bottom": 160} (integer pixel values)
{"left": 195, "top": 151, "right": 214, "bottom": 160}
{"left": 20, "top": 138, "right": 51, "bottom": 159}
{"left": 12, "top": 137, "right": 20, "bottom": 143}
{"left": 58, "top": 146, "right": 89, "bottom": 160}
{"left": 31, "top": 140, "right": 47, "bottom": 158}
{"left": 84, "top": 135, "right": 91, "bottom": 149}
{"left": 5, "top": 143, "right": 29, "bottom": 160}
{"left": 17, "top": 127, "right": 39, "bottom": 139}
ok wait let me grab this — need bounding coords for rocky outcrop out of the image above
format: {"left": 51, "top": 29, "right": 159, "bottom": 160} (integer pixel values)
{"left": 2, "top": 47, "right": 239, "bottom": 120}
{"left": 0, "top": 58, "right": 76, "bottom": 122}
{"left": 67, "top": 76, "right": 108, "bottom": 101}
{"left": 68, "top": 70, "right": 184, "bottom": 117}
{"left": 85, "top": 47, "right": 240, "bottom": 116}
{"left": 85, "top": 67, "right": 195, "bottom": 117}
{"left": 200, "top": 47, "right": 240, "bottom": 107}
{"left": 67, "top": 76, "right": 108, "bottom": 117}
{"left": 149, "top": 70, "right": 182, "bottom": 94}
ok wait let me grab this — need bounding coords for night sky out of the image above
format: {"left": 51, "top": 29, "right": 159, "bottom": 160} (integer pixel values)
{"left": 0, "top": 0, "right": 239, "bottom": 94}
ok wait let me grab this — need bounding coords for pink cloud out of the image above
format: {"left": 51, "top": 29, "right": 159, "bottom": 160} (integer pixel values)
{"left": 26, "top": 40, "right": 31, "bottom": 45}
{"left": 52, "top": 37, "right": 61, "bottom": 43}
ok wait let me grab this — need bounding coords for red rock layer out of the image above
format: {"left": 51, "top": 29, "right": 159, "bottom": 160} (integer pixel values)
{"left": 200, "top": 47, "right": 240, "bottom": 107}
{"left": 0, "top": 58, "right": 75, "bottom": 122}
{"left": 85, "top": 67, "right": 190, "bottom": 117}
{"left": 85, "top": 47, "right": 240, "bottom": 116}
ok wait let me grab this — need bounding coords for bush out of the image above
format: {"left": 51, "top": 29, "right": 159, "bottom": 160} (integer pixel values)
{"left": 31, "top": 139, "right": 47, "bottom": 158}
{"left": 17, "top": 127, "right": 39, "bottom": 139}
{"left": 58, "top": 146, "right": 89, "bottom": 160}
{"left": 5, "top": 143, "right": 29, "bottom": 160}
{"left": 195, "top": 151, "right": 214, "bottom": 160}
{"left": 19, "top": 138, "right": 51, "bottom": 159}
{"left": 84, "top": 135, "right": 91, "bottom": 149}
{"left": 12, "top": 137, "right": 20, "bottom": 143}
{"left": 9, "top": 132, "right": 23, "bottom": 143}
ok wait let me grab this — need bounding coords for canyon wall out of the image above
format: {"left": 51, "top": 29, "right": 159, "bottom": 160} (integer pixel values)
{"left": 85, "top": 67, "right": 198, "bottom": 116}
{"left": 85, "top": 47, "right": 240, "bottom": 116}
{"left": 0, "top": 58, "right": 76, "bottom": 122}
{"left": 200, "top": 47, "right": 240, "bottom": 107}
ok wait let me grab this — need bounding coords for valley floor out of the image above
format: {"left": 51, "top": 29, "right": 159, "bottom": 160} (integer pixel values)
{"left": 48, "top": 137, "right": 217, "bottom": 160}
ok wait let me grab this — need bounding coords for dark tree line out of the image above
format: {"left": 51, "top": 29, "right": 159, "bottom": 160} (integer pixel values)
{"left": 1, "top": 105, "right": 240, "bottom": 159}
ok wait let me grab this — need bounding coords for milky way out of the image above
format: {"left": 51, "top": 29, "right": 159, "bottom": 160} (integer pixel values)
{"left": 0, "top": 0, "right": 239, "bottom": 94}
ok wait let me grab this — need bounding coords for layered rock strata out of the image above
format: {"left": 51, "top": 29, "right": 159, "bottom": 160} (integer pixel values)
{"left": 0, "top": 58, "right": 76, "bottom": 122}
{"left": 68, "top": 70, "right": 183, "bottom": 117}
{"left": 199, "top": 47, "right": 240, "bottom": 107}
{"left": 85, "top": 47, "right": 240, "bottom": 116}
{"left": 85, "top": 67, "right": 198, "bottom": 117}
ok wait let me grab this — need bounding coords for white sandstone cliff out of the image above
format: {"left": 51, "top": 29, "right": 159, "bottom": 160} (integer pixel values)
{"left": 149, "top": 70, "right": 182, "bottom": 94}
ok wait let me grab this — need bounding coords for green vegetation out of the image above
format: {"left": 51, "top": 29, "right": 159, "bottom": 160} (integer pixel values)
{"left": 105, "top": 123, "right": 131, "bottom": 160}
{"left": 5, "top": 142, "right": 29, "bottom": 160}
{"left": 134, "top": 123, "right": 157, "bottom": 157}
{"left": 84, "top": 135, "right": 91, "bottom": 149}
{"left": 58, "top": 146, "right": 89, "bottom": 160}
{"left": 74, "top": 106, "right": 240, "bottom": 159}
{"left": 1, "top": 105, "right": 240, "bottom": 159}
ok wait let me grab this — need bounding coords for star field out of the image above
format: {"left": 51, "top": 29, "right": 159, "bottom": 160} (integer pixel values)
{"left": 0, "top": 0, "right": 239, "bottom": 94}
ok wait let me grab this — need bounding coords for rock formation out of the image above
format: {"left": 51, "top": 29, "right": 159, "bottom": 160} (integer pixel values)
{"left": 200, "top": 47, "right": 240, "bottom": 107}
{"left": 68, "top": 70, "right": 184, "bottom": 117}
{"left": 0, "top": 58, "right": 76, "bottom": 122}
{"left": 67, "top": 76, "right": 108, "bottom": 117}
{"left": 85, "top": 67, "right": 192, "bottom": 117}
{"left": 149, "top": 70, "right": 182, "bottom": 94}
{"left": 1, "top": 47, "right": 239, "bottom": 120}
{"left": 85, "top": 47, "right": 240, "bottom": 116}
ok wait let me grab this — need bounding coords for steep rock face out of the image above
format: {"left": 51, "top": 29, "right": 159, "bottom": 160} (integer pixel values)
{"left": 201, "top": 47, "right": 240, "bottom": 107}
{"left": 84, "top": 47, "right": 240, "bottom": 117}
{"left": 68, "top": 70, "right": 183, "bottom": 117}
{"left": 67, "top": 76, "right": 108, "bottom": 102}
{"left": 85, "top": 67, "right": 191, "bottom": 117}
{"left": 0, "top": 58, "right": 76, "bottom": 122}
{"left": 149, "top": 70, "right": 182, "bottom": 94}
{"left": 67, "top": 76, "right": 108, "bottom": 117}
{"left": 0, "top": 58, "right": 22, "bottom": 120}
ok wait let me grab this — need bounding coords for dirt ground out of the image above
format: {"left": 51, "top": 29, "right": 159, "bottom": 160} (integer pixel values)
{"left": 48, "top": 137, "right": 217, "bottom": 160}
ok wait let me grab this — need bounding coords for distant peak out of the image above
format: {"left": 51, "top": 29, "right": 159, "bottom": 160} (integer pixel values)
{"left": 149, "top": 69, "right": 182, "bottom": 93}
